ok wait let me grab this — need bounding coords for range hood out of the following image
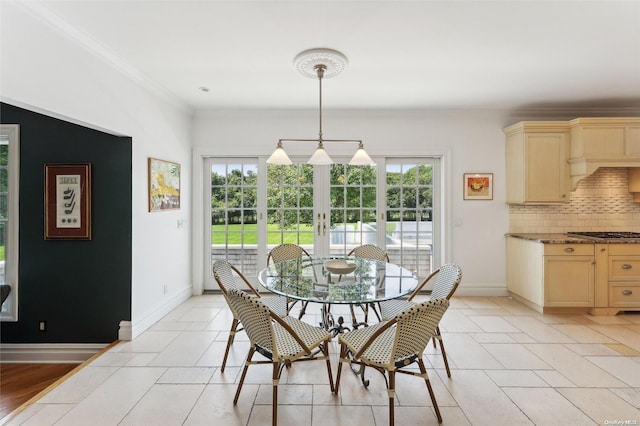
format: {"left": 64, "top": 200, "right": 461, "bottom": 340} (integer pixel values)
{"left": 567, "top": 117, "right": 640, "bottom": 189}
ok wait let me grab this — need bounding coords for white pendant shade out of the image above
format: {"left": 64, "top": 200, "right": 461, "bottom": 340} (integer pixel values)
{"left": 348, "top": 144, "right": 375, "bottom": 165}
{"left": 307, "top": 144, "right": 334, "bottom": 164}
{"left": 266, "top": 143, "right": 293, "bottom": 165}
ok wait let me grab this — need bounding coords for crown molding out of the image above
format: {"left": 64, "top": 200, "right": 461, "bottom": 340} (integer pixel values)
{"left": 17, "top": 1, "right": 190, "bottom": 113}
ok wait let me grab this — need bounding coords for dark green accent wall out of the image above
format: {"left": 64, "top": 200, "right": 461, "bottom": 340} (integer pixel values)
{"left": 1, "top": 102, "right": 132, "bottom": 343}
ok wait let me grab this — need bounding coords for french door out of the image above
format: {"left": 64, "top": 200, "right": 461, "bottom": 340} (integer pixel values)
{"left": 204, "top": 157, "right": 438, "bottom": 290}
{"left": 265, "top": 161, "right": 381, "bottom": 257}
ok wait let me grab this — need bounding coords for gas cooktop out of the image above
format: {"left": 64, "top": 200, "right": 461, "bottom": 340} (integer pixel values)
{"left": 567, "top": 231, "right": 640, "bottom": 239}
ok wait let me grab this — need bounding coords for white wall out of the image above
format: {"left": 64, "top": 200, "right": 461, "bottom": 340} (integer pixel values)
{"left": 192, "top": 109, "right": 514, "bottom": 295}
{"left": 1, "top": 2, "right": 193, "bottom": 338}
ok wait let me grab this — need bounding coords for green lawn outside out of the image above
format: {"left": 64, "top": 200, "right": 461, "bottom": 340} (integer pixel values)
{"left": 212, "top": 224, "right": 314, "bottom": 244}
{"left": 212, "top": 222, "right": 395, "bottom": 245}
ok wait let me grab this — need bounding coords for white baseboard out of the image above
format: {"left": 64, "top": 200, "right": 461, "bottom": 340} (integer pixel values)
{"left": 455, "top": 287, "right": 510, "bottom": 297}
{"left": 415, "top": 283, "right": 509, "bottom": 297}
{"left": 0, "top": 343, "right": 107, "bottom": 363}
{"left": 118, "top": 320, "right": 132, "bottom": 341}
{"left": 129, "top": 285, "right": 192, "bottom": 340}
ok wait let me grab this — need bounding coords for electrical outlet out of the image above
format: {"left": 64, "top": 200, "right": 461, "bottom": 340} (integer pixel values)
{"left": 39, "top": 321, "right": 46, "bottom": 332}
{"left": 163, "top": 284, "right": 168, "bottom": 295}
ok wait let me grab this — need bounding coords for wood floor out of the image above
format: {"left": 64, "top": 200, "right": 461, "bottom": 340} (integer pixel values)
{"left": 0, "top": 363, "right": 78, "bottom": 420}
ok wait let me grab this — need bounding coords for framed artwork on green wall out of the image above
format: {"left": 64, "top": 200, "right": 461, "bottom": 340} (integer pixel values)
{"left": 44, "top": 163, "right": 92, "bottom": 239}
{"left": 148, "top": 158, "right": 180, "bottom": 212}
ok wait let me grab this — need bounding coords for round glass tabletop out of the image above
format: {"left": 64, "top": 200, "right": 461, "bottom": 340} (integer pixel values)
{"left": 258, "top": 256, "right": 418, "bottom": 304}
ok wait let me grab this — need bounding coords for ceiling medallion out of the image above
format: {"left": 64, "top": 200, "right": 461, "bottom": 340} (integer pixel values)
{"left": 293, "top": 48, "right": 348, "bottom": 79}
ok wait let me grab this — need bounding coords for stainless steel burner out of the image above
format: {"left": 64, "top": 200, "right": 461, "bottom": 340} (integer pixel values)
{"left": 567, "top": 231, "right": 640, "bottom": 239}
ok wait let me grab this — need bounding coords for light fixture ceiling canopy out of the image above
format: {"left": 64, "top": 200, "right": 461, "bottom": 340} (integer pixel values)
{"left": 294, "top": 48, "right": 348, "bottom": 79}
{"left": 267, "top": 48, "right": 374, "bottom": 166}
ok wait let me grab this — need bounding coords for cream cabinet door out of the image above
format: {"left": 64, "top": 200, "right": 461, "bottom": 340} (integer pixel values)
{"left": 504, "top": 122, "right": 570, "bottom": 204}
{"left": 544, "top": 255, "right": 595, "bottom": 307}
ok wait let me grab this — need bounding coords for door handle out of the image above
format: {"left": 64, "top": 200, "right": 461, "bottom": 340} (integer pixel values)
{"left": 322, "top": 213, "right": 327, "bottom": 236}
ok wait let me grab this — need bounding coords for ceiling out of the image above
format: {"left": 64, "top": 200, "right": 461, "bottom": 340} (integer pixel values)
{"left": 24, "top": 0, "right": 640, "bottom": 112}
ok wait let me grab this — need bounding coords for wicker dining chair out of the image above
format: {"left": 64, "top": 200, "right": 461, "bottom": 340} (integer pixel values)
{"left": 348, "top": 244, "right": 390, "bottom": 262}
{"left": 345, "top": 244, "right": 390, "bottom": 323}
{"left": 227, "top": 288, "right": 335, "bottom": 426}
{"left": 379, "top": 263, "right": 462, "bottom": 377}
{"left": 335, "top": 298, "right": 450, "bottom": 425}
{"left": 212, "top": 260, "right": 288, "bottom": 373}
{"left": 267, "top": 243, "right": 314, "bottom": 319}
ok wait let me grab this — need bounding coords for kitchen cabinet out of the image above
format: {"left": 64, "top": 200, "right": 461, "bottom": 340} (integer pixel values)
{"left": 504, "top": 121, "right": 570, "bottom": 204}
{"left": 568, "top": 117, "right": 640, "bottom": 188}
{"left": 507, "top": 235, "right": 640, "bottom": 315}
{"left": 506, "top": 237, "right": 594, "bottom": 312}
{"left": 608, "top": 244, "right": 640, "bottom": 309}
{"left": 543, "top": 244, "right": 594, "bottom": 307}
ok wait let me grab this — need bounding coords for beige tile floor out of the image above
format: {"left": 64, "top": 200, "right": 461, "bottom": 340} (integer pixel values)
{"left": 4, "top": 295, "right": 640, "bottom": 426}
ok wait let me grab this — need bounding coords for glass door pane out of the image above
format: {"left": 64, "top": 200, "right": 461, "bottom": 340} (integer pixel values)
{"left": 207, "top": 160, "right": 259, "bottom": 289}
{"left": 328, "top": 164, "right": 378, "bottom": 256}
{"left": 266, "top": 163, "right": 315, "bottom": 255}
{"left": 385, "top": 161, "right": 434, "bottom": 278}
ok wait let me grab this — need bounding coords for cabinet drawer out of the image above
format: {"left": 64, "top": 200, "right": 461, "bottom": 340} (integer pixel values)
{"left": 609, "top": 283, "right": 640, "bottom": 307}
{"left": 544, "top": 244, "right": 593, "bottom": 256}
{"left": 609, "top": 244, "right": 640, "bottom": 256}
{"left": 608, "top": 257, "right": 640, "bottom": 281}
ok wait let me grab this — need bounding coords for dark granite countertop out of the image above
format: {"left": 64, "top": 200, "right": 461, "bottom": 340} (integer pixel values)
{"left": 506, "top": 233, "right": 640, "bottom": 244}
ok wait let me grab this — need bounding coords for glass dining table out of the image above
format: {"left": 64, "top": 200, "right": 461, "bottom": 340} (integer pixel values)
{"left": 258, "top": 256, "right": 418, "bottom": 336}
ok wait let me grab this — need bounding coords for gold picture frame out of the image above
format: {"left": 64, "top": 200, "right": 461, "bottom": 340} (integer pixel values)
{"left": 44, "top": 163, "right": 92, "bottom": 239}
{"left": 463, "top": 173, "right": 493, "bottom": 200}
{"left": 148, "top": 158, "right": 181, "bottom": 212}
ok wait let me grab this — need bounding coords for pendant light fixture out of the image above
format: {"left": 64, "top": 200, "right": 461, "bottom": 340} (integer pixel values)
{"left": 267, "top": 48, "right": 374, "bottom": 166}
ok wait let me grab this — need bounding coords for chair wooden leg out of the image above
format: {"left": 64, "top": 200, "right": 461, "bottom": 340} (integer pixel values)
{"left": 286, "top": 298, "right": 298, "bottom": 315}
{"left": 418, "top": 358, "right": 442, "bottom": 423}
{"left": 437, "top": 332, "right": 452, "bottom": 378}
{"left": 388, "top": 371, "right": 395, "bottom": 426}
{"left": 334, "top": 344, "right": 348, "bottom": 393}
{"left": 323, "top": 341, "right": 335, "bottom": 393}
{"left": 349, "top": 304, "right": 359, "bottom": 328}
{"left": 369, "top": 302, "right": 382, "bottom": 322}
{"left": 297, "top": 301, "right": 309, "bottom": 320}
{"left": 272, "top": 361, "right": 279, "bottom": 426}
{"left": 234, "top": 347, "right": 255, "bottom": 405}
{"left": 221, "top": 318, "right": 239, "bottom": 373}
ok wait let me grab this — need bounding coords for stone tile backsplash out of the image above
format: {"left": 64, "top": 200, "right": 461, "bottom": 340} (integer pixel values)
{"left": 509, "top": 168, "right": 640, "bottom": 233}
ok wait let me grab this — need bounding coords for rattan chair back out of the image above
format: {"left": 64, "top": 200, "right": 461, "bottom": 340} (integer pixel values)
{"left": 428, "top": 263, "right": 462, "bottom": 300}
{"left": 227, "top": 288, "right": 276, "bottom": 356}
{"left": 267, "top": 243, "right": 310, "bottom": 264}
{"left": 212, "top": 259, "right": 241, "bottom": 296}
{"left": 360, "top": 298, "right": 449, "bottom": 368}
{"left": 348, "top": 244, "right": 389, "bottom": 262}
{"left": 392, "top": 298, "right": 449, "bottom": 364}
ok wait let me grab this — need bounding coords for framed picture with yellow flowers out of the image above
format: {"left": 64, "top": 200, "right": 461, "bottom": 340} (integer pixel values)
{"left": 148, "top": 158, "right": 181, "bottom": 212}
